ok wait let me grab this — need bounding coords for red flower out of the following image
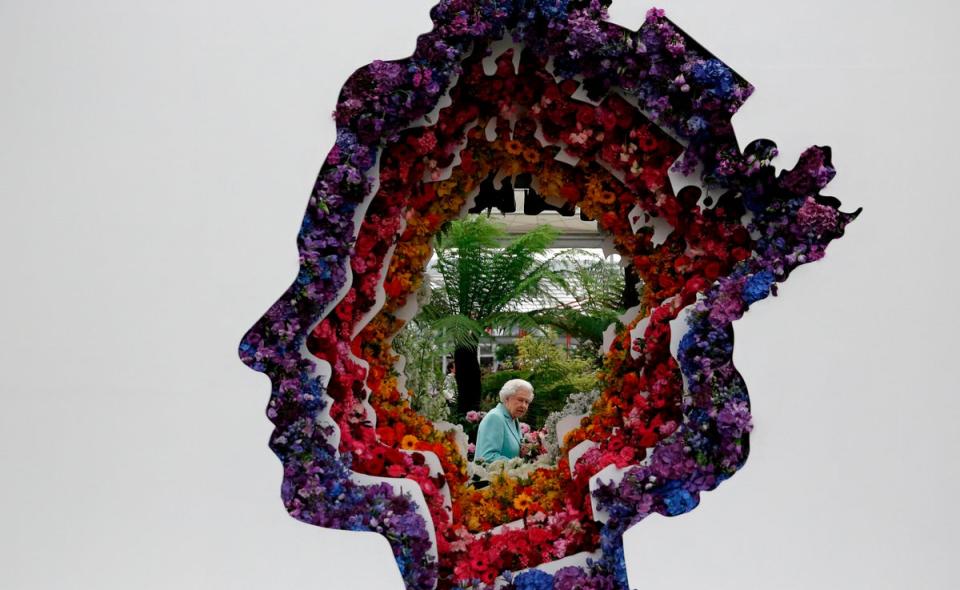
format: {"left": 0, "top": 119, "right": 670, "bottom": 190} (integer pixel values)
{"left": 637, "top": 129, "right": 659, "bottom": 152}
{"left": 470, "top": 555, "right": 489, "bottom": 573}
{"left": 637, "top": 424, "right": 659, "bottom": 448}
{"left": 634, "top": 255, "right": 652, "bottom": 273}
{"left": 732, "top": 226, "right": 751, "bottom": 245}
{"left": 598, "top": 108, "right": 618, "bottom": 132}
{"left": 703, "top": 260, "right": 722, "bottom": 280}
{"left": 684, "top": 276, "right": 707, "bottom": 295}
{"left": 459, "top": 149, "right": 476, "bottom": 174}
{"left": 607, "top": 433, "right": 625, "bottom": 452}
{"left": 366, "top": 456, "right": 384, "bottom": 475}
{"left": 658, "top": 274, "right": 676, "bottom": 290}
{"left": 659, "top": 194, "right": 681, "bottom": 222}
{"left": 576, "top": 105, "right": 596, "bottom": 126}
{"left": 560, "top": 184, "right": 580, "bottom": 202}
{"left": 731, "top": 246, "right": 751, "bottom": 261}
{"left": 559, "top": 79, "right": 579, "bottom": 96}
{"left": 383, "top": 278, "right": 404, "bottom": 298}
{"left": 642, "top": 166, "right": 665, "bottom": 191}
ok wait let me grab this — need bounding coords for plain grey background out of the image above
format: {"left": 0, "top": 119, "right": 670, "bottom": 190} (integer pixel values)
{"left": 1, "top": 0, "right": 958, "bottom": 588}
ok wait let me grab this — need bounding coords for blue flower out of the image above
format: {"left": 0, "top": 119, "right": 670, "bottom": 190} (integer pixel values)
{"left": 661, "top": 481, "right": 698, "bottom": 516}
{"left": 536, "top": 0, "right": 569, "bottom": 19}
{"left": 677, "top": 329, "right": 700, "bottom": 377}
{"left": 687, "top": 115, "right": 708, "bottom": 133}
{"left": 690, "top": 59, "right": 736, "bottom": 100}
{"left": 742, "top": 270, "right": 774, "bottom": 305}
{"left": 514, "top": 569, "right": 554, "bottom": 590}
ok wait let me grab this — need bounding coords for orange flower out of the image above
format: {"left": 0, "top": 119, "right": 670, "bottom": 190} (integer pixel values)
{"left": 505, "top": 139, "right": 524, "bottom": 155}
{"left": 400, "top": 434, "right": 419, "bottom": 450}
{"left": 597, "top": 190, "right": 617, "bottom": 205}
{"left": 513, "top": 493, "right": 533, "bottom": 512}
{"left": 522, "top": 147, "right": 540, "bottom": 164}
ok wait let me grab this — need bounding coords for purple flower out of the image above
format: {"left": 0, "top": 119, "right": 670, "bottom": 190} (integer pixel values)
{"left": 716, "top": 399, "right": 753, "bottom": 438}
{"left": 797, "top": 196, "right": 839, "bottom": 236}
{"left": 553, "top": 566, "right": 589, "bottom": 590}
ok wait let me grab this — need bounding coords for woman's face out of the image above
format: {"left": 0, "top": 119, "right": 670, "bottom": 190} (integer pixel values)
{"left": 504, "top": 389, "right": 533, "bottom": 419}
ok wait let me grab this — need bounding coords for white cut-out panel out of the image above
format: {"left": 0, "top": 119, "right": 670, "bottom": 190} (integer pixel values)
{"left": 669, "top": 299, "right": 698, "bottom": 360}
{"left": 482, "top": 32, "right": 521, "bottom": 76}
{"left": 484, "top": 517, "right": 527, "bottom": 538}
{"left": 555, "top": 413, "right": 586, "bottom": 449}
{"left": 627, "top": 203, "right": 674, "bottom": 246}
{"left": 570, "top": 77, "right": 603, "bottom": 106}
{"left": 554, "top": 148, "right": 581, "bottom": 166}
{"left": 666, "top": 152, "right": 703, "bottom": 198}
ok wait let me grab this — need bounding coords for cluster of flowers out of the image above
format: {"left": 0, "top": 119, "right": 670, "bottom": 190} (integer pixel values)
{"left": 239, "top": 2, "right": 857, "bottom": 589}
{"left": 539, "top": 389, "right": 601, "bottom": 463}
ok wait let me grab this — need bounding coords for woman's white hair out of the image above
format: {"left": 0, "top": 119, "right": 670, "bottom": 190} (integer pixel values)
{"left": 499, "top": 378, "right": 534, "bottom": 404}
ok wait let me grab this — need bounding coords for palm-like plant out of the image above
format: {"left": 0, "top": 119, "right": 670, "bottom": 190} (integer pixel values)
{"left": 531, "top": 253, "right": 628, "bottom": 357}
{"left": 421, "top": 216, "right": 567, "bottom": 415}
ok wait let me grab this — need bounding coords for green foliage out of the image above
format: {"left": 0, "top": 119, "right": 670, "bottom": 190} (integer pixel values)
{"left": 422, "top": 216, "right": 568, "bottom": 349}
{"left": 517, "top": 333, "right": 598, "bottom": 426}
{"left": 480, "top": 369, "right": 531, "bottom": 401}
{"left": 532, "top": 252, "right": 627, "bottom": 354}
{"left": 391, "top": 318, "right": 454, "bottom": 422}
{"left": 517, "top": 332, "right": 597, "bottom": 393}
{"left": 494, "top": 342, "right": 519, "bottom": 365}
{"left": 406, "top": 217, "right": 627, "bottom": 430}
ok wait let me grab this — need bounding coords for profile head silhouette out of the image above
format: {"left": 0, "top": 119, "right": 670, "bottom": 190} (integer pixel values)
{"left": 239, "top": 3, "right": 858, "bottom": 589}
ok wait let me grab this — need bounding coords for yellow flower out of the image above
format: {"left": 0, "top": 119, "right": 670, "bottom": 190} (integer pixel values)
{"left": 513, "top": 493, "right": 533, "bottom": 512}
{"left": 400, "top": 434, "right": 419, "bottom": 450}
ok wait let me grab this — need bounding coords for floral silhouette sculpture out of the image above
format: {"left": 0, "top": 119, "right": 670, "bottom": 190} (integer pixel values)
{"left": 239, "top": 2, "right": 859, "bottom": 589}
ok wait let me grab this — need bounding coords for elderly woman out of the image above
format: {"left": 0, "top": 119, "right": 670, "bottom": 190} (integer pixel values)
{"left": 474, "top": 379, "right": 534, "bottom": 462}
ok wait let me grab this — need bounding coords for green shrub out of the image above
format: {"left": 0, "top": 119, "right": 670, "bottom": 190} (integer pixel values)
{"left": 495, "top": 342, "right": 519, "bottom": 364}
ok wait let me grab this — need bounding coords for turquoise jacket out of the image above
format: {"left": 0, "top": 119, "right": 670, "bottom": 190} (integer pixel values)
{"left": 474, "top": 403, "right": 522, "bottom": 462}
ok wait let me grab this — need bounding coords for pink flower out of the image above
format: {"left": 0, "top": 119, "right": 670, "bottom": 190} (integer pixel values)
{"left": 466, "top": 410, "right": 480, "bottom": 423}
